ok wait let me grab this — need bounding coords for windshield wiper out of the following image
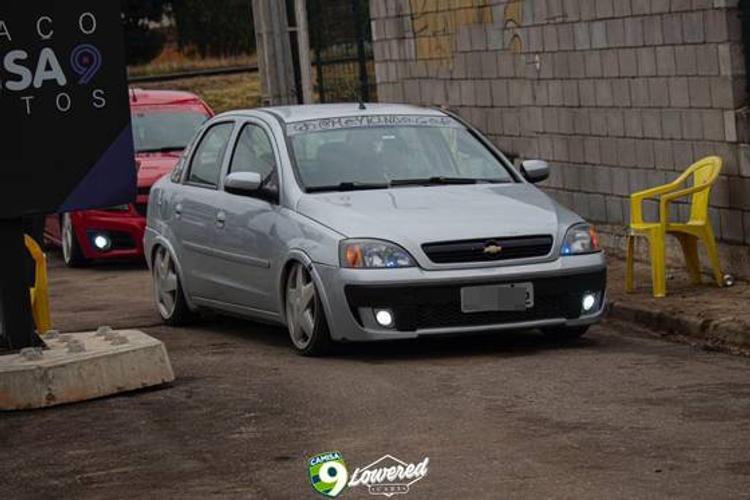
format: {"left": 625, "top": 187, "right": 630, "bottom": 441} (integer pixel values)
{"left": 137, "top": 146, "right": 185, "bottom": 153}
{"left": 306, "top": 181, "right": 390, "bottom": 193}
{"left": 389, "top": 176, "right": 509, "bottom": 186}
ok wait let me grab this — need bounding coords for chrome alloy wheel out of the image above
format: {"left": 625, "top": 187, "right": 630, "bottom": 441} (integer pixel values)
{"left": 61, "top": 214, "right": 74, "bottom": 265}
{"left": 153, "top": 246, "right": 179, "bottom": 319}
{"left": 286, "top": 263, "right": 318, "bottom": 350}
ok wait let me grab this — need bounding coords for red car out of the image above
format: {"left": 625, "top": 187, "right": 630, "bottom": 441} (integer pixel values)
{"left": 45, "top": 89, "right": 214, "bottom": 266}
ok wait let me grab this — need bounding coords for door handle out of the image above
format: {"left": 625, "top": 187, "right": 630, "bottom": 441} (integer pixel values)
{"left": 174, "top": 203, "right": 182, "bottom": 218}
{"left": 216, "top": 211, "right": 226, "bottom": 228}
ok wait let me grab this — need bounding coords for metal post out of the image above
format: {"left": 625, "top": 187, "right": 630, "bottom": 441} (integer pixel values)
{"left": 312, "top": 0, "right": 326, "bottom": 102}
{"left": 0, "top": 218, "right": 41, "bottom": 351}
{"left": 295, "top": 0, "right": 314, "bottom": 104}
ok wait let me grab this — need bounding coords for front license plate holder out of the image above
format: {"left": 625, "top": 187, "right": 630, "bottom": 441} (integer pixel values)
{"left": 460, "top": 283, "right": 534, "bottom": 313}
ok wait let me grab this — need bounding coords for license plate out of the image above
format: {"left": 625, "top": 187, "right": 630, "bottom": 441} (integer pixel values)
{"left": 460, "top": 283, "right": 534, "bottom": 313}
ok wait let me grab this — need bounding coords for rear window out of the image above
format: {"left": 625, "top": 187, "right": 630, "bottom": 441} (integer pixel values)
{"left": 132, "top": 110, "right": 210, "bottom": 153}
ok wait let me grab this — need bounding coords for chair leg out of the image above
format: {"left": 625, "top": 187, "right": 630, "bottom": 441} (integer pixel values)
{"left": 649, "top": 232, "right": 667, "bottom": 298}
{"left": 702, "top": 225, "right": 723, "bottom": 287}
{"left": 626, "top": 235, "right": 635, "bottom": 293}
{"left": 676, "top": 234, "right": 702, "bottom": 285}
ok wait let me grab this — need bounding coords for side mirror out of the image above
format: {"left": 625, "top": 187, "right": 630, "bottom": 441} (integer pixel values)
{"left": 224, "top": 171, "right": 262, "bottom": 196}
{"left": 520, "top": 160, "right": 550, "bottom": 184}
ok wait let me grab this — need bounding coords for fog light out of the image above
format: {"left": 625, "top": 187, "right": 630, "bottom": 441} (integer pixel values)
{"left": 93, "top": 234, "right": 111, "bottom": 251}
{"left": 374, "top": 309, "right": 395, "bottom": 328}
{"left": 582, "top": 293, "right": 597, "bottom": 313}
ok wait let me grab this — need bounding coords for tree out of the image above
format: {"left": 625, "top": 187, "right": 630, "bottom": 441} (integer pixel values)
{"left": 122, "top": 0, "right": 169, "bottom": 65}
{"left": 171, "top": 0, "right": 255, "bottom": 57}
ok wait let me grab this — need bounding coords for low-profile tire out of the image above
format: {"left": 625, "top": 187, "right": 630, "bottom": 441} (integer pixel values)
{"left": 542, "top": 325, "right": 589, "bottom": 340}
{"left": 285, "top": 262, "right": 333, "bottom": 356}
{"left": 61, "top": 214, "right": 88, "bottom": 268}
{"left": 153, "top": 245, "right": 194, "bottom": 326}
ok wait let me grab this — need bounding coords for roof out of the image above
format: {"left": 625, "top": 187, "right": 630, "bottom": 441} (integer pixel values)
{"left": 128, "top": 88, "right": 206, "bottom": 107}
{"left": 255, "top": 103, "right": 447, "bottom": 123}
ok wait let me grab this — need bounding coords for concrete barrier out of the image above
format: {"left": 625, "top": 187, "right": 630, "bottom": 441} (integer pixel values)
{"left": 0, "top": 329, "right": 174, "bottom": 410}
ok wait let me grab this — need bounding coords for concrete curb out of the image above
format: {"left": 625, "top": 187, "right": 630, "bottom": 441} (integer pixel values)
{"left": 607, "top": 300, "right": 750, "bottom": 350}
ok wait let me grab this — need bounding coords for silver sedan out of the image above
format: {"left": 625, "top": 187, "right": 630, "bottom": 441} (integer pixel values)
{"left": 145, "top": 104, "right": 606, "bottom": 355}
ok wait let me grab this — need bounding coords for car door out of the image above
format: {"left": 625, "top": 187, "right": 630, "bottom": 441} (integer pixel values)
{"left": 209, "top": 120, "right": 282, "bottom": 315}
{"left": 170, "top": 120, "right": 235, "bottom": 300}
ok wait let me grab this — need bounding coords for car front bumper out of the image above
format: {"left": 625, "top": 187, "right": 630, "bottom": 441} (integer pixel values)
{"left": 314, "top": 253, "right": 607, "bottom": 342}
{"left": 72, "top": 209, "right": 147, "bottom": 261}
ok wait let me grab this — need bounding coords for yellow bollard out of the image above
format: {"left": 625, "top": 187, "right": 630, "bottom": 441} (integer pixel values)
{"left": 25, "top": 235, "right": 52, "bottom": 333}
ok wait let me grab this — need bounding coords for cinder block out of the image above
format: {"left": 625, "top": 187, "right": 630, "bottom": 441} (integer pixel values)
{"left": 481, "top": 51, "right": 498, "bottom": 79}
{"left": 607, "top": 110, "right": 625, "bottom": 137}
{"left": 624, "top": 17, "right": 644, "bottom": 46}
{"left": 574, "top": 22, "right": 591, "bottom": 50}
{"left": 0, "top": 330, "right": 174, "bottom": 410}
{"left": 703, "top": 109, "right": 725, "bottom": 141}
{"left": 612, "top": 80, "right": 631, "bottom": 107}
{"left": 681, "top": 110, "right": 704, "bottom": 140}
{"left": 682, "top": 12, "right": 705, "bottom": 44}
{"left": 563, "top": 81, "right": 580, "bottom": 106}
{"left": 619, "top": 49, "right": 638, "bottom": 77}
{"left": 656, "top": 46, "right": 677, "bottom": 76}
{"left": 662, "top": 14, "right": 684, "bottom": 45}
{"left": 579, "top": 80, "right": 597, "bottom": 106}
{"left": 584, "top": 137, "right": 601, "bottom": 163}
{"left": 631, "top": 79, "right": 651, "bottom": 107}
{"left": 475, "top": 80, "right": 492, "bottom": 107}
{"left": 606, "top": 19, "right": 626, "bottom": 47}
{"left": 642, "top": 16, "right": 664, "bottom": 45}
{"left": 558, "top": 24, "right": 574, "bottom": 51}
{"left": 642, "top": 110, "right": 662, "bottom": 138}
{"left": 649, "top": 78, "right": 670, "bottom": 108}
{"left": 654, "top": 140, "right": 676, "bottom": 170}
{"left": 637, "top": 47, "right": 657, "bottom": 76}
{"left": 543, "top": 24, "right": 559, "bottom": 51}
{"left": 617, "top": 138, "right": 638, "bottom": 167}
{"left": 596, "top": 0, "right": 615, "bottom": 18}
{"left": 549, "top": 81, "right": 564, "bottom": 106}
{"left": 602, "top": 50, "right": 620, "bottom": 77}
{"left": 705, "top": 10, "right": 730, "bottom": 43}
{"left": 585, "top": 51, "right": 603, "bottom": 78}
{"left": 632, "top": 0, "right": 651, "bottom": 15}
{"left": 710, "top": 77, "right": 735, "bottom": 109}
{"left": 624, "top": 110, "right": 644, "bottom": 138}
{"left": 695, "top": 45, "right": 720, "bottom": 76}
{"left": 669, "top": 77, "right": 690, "bottom": 107}
{"left": 569, "top": 52, "right": 586, "bottom": 78}
{"left": 675, "top": 46, "right": 698, "bottom": 75}
{"left": 636, "top": 139, "right": 656, "bottom": 168}
{"left": 720, "top": 208, "right": 745, "bottom": 243}
{"left": 491, "top": 80, "right": 509, "bottom": 107}
{"left": 595, "top": 80, "right": 615, "bottom": 107}
{"left": 662, "top": 110, "right": 683, "bottom": 139}
{"left": 688, "top": 77, "right": 712, "bottom": 108}
{"left": 591, "top": 21, "right": 607, "bottom": 49}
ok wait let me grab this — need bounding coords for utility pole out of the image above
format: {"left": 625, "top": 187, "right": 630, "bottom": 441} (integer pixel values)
{"left": 252, "top": 0, "right": 298, "bottom": 105}
{"left": 294, "top": 0, "right": 314, "bottom": 104}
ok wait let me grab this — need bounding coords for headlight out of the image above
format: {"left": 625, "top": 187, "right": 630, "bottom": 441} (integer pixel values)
{"left": 340, "top": 239, "right": 416, "bottom": 268}
{"left": 561, "top": 224, "right": 601, "bottom": 255}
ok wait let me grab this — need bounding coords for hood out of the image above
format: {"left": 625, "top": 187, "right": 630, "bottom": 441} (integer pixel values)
{"left": 297, "top": 184, "right": 567, "bottom": 246}
{"left": 136, "top": 151, "right": 182, "bottom": 189}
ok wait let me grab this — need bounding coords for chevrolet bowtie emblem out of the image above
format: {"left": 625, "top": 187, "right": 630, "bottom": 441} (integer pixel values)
{"left": 483, "top": 244, "right": 503, "bottom": 255}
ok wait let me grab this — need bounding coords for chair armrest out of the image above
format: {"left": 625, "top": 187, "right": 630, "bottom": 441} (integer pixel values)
{"left": 658, "top": 184, "right": 710, "bottom": 223}
{"left": 630, "top": 181, "right": 680, "bottom": 225}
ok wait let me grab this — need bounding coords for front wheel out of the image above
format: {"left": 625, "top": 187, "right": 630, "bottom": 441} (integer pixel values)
{"left": 285, "top": 262, "right": 332, "bottom": 356}
{"left": 153, "top": 245, "right": 193, "bottom": 326}
{"left": 542, "top": 325, "right": 589, "bottom": 340}
{"left": 61, "top": 213, "right": 88, "bottom": 267}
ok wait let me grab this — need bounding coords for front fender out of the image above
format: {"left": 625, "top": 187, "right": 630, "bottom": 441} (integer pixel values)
{"left": 277, "top": 249, "right": 337, "bottom": 331}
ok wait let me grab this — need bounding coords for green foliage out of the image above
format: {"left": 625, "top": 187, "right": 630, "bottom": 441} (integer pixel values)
{"left": 122, "top": 0, "right": 168, "bottom": 65}
{"left": 172, "top": 0, "right": 255, "bottom": 57}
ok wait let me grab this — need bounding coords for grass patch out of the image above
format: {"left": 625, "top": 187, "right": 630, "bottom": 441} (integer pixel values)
{"left": 137, "top": 73, "right": 262, "bottom": 114}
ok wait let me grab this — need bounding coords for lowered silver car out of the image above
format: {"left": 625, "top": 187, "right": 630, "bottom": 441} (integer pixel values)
{"left": 145, "top": 103, "right": 606, "bottom": 355}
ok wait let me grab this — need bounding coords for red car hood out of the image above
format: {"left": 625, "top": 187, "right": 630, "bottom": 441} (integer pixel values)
{"left": 136, "top": 151, "right": 182, "bottom": 189}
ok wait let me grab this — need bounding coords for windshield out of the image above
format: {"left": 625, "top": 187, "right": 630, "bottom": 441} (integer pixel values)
{"left": 288, "top": 115, "right": 514, "bottom": 191}
{"left": 132, "top": 110, "right": 209, "bottom": 153}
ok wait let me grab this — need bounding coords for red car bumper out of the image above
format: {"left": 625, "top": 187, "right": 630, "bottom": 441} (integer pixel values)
{"left": 70, "top": 204, "right": 147, "bottom": 261}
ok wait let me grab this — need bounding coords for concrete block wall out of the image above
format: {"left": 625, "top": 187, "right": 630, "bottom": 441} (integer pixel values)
{"left": 371, "top": 0, "right": 750, "bottom": 274}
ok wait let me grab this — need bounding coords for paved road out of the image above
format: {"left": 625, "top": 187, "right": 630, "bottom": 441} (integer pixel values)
{"left": 2, "top": 254, "right": 749, "bottom": 499}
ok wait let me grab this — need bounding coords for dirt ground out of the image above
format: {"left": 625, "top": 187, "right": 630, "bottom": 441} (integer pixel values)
{"left": 2, "top": 251, "right": 750, "bottom": 499}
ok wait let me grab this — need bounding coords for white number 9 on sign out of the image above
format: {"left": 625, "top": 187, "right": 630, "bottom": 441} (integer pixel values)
{"left": 319, "top": 461, "right": 348, "bottom": 497}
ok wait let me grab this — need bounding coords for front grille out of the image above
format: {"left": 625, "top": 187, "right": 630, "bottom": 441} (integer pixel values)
{"left": 422, "top": 235, "right": 554, "bottom": 264}
{"left": 345, "top": 270, "right": 606, "bottom": 332}
{"left": 135, "top": 203, "right": 148, "bottom": 217}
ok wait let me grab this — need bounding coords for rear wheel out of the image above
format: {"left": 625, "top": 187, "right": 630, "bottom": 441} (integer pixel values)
{"left": 61, "top": 214, "right": 88, "bottom": 268}
{"left": 285, "top": 262, "right": 332, "bottom": 356}
{"left": 153, "top": 246, "right": 193, "bottom": 326}
{"left": 542, "top": 325, "right": 589, "bottom": 340}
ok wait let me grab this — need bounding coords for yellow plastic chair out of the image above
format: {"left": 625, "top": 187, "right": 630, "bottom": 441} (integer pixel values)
{"left": 626, "top": 156, "right": 724, "bottom": 298}
{"left": 25, "top": 235, "right": 52, "bottom": 333}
